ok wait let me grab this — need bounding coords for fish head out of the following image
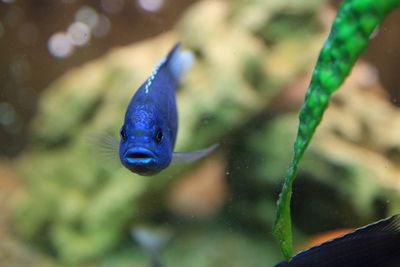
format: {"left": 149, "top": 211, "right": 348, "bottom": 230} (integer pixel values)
{"left": 118, "top": 120, "right": 173, "bottom": 176}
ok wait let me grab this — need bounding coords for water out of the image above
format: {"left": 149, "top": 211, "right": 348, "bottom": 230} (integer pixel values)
{"left": 1, "top": 0, "right": 400, "bottom": 266}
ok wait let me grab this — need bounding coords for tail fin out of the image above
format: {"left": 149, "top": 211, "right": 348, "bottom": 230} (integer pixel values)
{"left": 165, "top": 42, "right": 194, "bottom": 81}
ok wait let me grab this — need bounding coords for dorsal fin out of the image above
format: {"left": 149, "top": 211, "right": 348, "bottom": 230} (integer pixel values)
{"left": 164, "top": 42, "right": 194, "bottom": 81}
{"left": 299, "top": 214, "right": 400, "bottom": 253}
{"left": 144, "top": 43, "right": 194, "bottom": 94}
{"left": 275, "top": 214, "right": 400, "bottom": 266}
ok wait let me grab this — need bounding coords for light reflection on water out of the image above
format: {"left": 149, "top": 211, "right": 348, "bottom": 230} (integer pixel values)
{"left": 46, "top": 0, "right": 164, "bottom": 58}
{"left": 67, "top": 22, "right": 91, "bottom": 46}
{"left": 2, "top": 0, "right": 172, "bottom": 61}
{"left": 75, "top": 6, "right": 99, "bottom": 29}
{"left": 48, "top": 32, "right": 74, "bottom": 58}
{"left": 48, "top": 5, "right": 109, "bottom": 58}
{"left": 138, "top": 0, "right": 165, "bottom": 12}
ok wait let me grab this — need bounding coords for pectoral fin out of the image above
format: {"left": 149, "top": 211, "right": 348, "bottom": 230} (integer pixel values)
{"left": 172, "top": 143, "right": 219, "bottom": 164}
{"left": 87, "top": 132, "right": 120, "bottom": 165}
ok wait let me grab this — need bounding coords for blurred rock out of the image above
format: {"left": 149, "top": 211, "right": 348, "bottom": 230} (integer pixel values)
{"left": 167, "top": 155, "right": 227, "bottom": 217}
{"left": 0, "top": 160, "right": 56, "bottom": 267}
{"left": 99, "top": 225, "right": 281, "bottom": 267}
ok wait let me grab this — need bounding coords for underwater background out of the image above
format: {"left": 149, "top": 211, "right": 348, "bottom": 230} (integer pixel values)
{"left": 1, "top": 0, "right": 400, "bottom": 266}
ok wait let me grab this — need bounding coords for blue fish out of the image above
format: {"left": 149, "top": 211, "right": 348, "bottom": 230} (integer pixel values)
{"left": 118, "top": 43, "right": 218, "bottom": 176}
{"left": 274, "top": 214, "right": 400, "bottom": 267}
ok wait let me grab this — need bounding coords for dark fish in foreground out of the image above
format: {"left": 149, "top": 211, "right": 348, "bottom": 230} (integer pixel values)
{"left": 118, "top": 43, "right": 218, "bottom": 175}
{"left": 275, "top": 214, "right": 400, "bottom": 267}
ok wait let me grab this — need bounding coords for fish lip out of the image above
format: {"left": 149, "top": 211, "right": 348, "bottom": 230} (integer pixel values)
{"left": 124, "top": 147, "right": 156, "bottom": 165}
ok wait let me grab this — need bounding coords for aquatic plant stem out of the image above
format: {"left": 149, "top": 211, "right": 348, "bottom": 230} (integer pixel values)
{"left": 273, "top": 0, "right": 400, "bottom": 260}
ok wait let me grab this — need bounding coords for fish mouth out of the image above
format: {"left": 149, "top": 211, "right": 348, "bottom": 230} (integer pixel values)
{"left": 124, "top": 147, "right": 156, "bottom": 165}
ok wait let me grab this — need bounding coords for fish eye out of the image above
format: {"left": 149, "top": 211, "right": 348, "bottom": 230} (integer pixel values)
{"left": 120, "top": 127, "right": 127, "bottom": 141}
{"left": 155, "top": 128, "right": 163, "bottom": 143}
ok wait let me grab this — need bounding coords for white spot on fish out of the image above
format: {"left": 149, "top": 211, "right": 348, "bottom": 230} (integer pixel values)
{"left": 145, "top": 57, "right": 166, "bottom": 94}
